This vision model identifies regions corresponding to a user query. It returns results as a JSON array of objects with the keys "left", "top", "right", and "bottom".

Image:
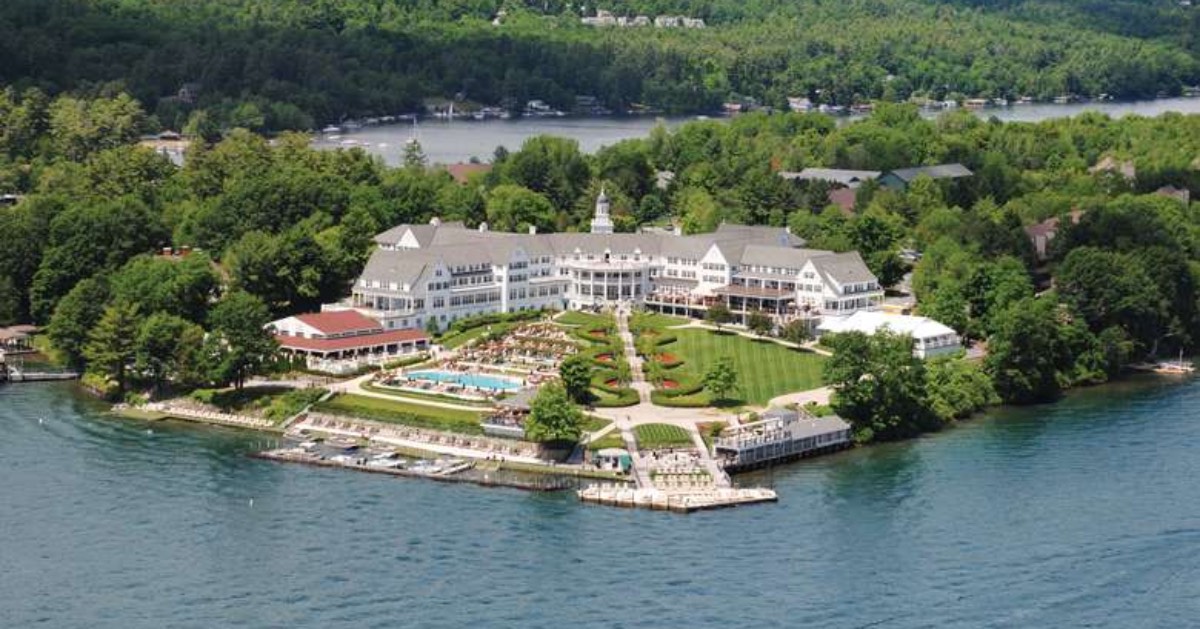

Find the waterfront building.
[
  {"left": 329, "top": 194, "right": 882, "bottom": 331},
  {"left": 714, "top": 407, "right": 852, "bottom": 471},
  {"left": 269, "top": 311, "right": 429, "bottom": 374},
  {"left": 816, "top": 310, "right": 961, "bottom": 359}
]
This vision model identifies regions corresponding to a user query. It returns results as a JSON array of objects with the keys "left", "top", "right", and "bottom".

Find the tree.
[
  {"left": 207, "top": 291, "right": 276, "bottom": 389},
  {"left": 47, "top": 276, "right": 110, "bottom": 369},
  {"left": 135, "top": 313, "right": 206, "bottom": 394},
  {"left": 403, "top": 140, "right": 427, "bottom": 170},
  {"left": 703, "top": 356, "right": 740, "bottom": 403},
  {"left": 1055, "top": 247, "right": 1166, "bottom": 351},
  {"left": 746, "top": 310, "right": 773, "bottom": 337},
  {"left": 780, "top": 319, "right": 811, "bottom": 346},
  {"left": 824, "top": 330, "right": 940, "bottom": 442},
  {"left": 984, "top": 298, "right": 1072, "bottom": 404},
  {"left": 83, "top": 301, "right": 142, "bottom": 394},
  {"left": 705, "top": 302, "right": 733, "bottom": 331},
  {"left": 925, "top": 358, "right": 997, "bottom": 422},
  {"left": 644, "top": 358, "right": 665, "bottom": 386},
  {"left": 524, "top": 382, "right": 584, "bottom": 443},
  {"left": 484, "top": 184, "right": 555, "bottom": 233},
  {"left": 558, "top": 354, "right": 593, "bottom": 404}
]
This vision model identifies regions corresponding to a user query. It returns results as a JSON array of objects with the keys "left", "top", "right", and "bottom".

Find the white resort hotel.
[
  {"left": 272, "top": 192, "right": 964, "bottom": 370},
  {"left": 335, "top": 191, "right": 883, "bottom": 330}
]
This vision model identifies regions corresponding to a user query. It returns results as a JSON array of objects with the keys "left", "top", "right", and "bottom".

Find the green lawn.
[
  {"left": 587, "top": 432, "right": 627, "bottom": 450},
  {"left": 582, "top": 416, "right": 613, "bottom": 433},
  {"left": 666, "top": 329, "right": 827, "bottom": 406},
  {"left": 631, "top": 312, "right": 689, "bottom": 330},
  {"left": 555, "top": 311, "right": 613, "bottom": 328},
  {"left": 440, "top": 321, "right": 518, "bottom": 349},
  {"left": 634, "top": 423, "right": 694, "bottom": 448},
  {"left": 312, "top": 393, "right": 486, "bottom": 435}
]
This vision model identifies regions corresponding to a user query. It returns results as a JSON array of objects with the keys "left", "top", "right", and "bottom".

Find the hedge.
[
  {"left": 651, "top": 391, "right": 710, "bottom": 407},
  {"left": 593, "top": 388, "right": 640, "bottom": 407}
]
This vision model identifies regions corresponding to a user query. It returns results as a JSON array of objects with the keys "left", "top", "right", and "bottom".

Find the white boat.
[{"left": 321, "top": 125, "right": 341, "bottom": 134}]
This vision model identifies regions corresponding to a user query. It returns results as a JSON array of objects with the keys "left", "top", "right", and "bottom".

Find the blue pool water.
[{"left": 407, "top": 370, "right": 520, "bottom": 391}]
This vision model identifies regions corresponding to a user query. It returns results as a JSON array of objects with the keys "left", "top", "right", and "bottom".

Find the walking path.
[{"left": 615, "top": 305, "right": 652, "bottom": 404}]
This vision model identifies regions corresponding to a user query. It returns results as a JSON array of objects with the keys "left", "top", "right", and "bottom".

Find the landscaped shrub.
[
  {"left": 651, "top": 391, "right": 710, "bottom": 407},
  {"left": 592, "top": 388, "right": 639, "bottom": 407}
]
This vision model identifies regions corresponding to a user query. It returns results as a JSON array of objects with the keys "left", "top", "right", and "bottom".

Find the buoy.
[{"left": 249, "top": 498, "right": 254, "bottom": 508}]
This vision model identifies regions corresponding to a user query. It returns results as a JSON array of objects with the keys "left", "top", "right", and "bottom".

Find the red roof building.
[{"left": 268, "top": 310, "right": 429, "bottom": 374}]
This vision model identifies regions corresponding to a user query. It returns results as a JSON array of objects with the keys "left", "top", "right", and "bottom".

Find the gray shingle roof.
[
  {"left": 886, "top": 163, "right": 973, "bottom": 182},
  {"left": 810, "top": 251, "right": 875, "bottom": 285}
]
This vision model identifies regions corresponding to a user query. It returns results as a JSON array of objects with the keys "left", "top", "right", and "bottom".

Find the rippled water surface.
[{"left": 2, "top": 379, "right": 1198, "bottom": 628}]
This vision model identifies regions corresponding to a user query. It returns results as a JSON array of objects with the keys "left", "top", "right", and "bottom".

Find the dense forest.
[{"left": 0, "top": 0, "right": 1198, "bottom": 131}]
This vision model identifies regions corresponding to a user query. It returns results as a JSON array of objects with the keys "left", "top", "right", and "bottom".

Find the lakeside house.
[
  {"left": 817, "top": 310, "right": 961, "bottom": 359},
  {"left": 1155, "top": 185, "right": 1191, "bottom": 205},
  {"left": 1089, "top": 156, "right": 1136, "bottom": 181},
  {"left": 324, "top": 192, "right": 883, "bottom": 332},
  {"left": 1024, "top": 209, "right": 1085, "bottom": 261},
  {"left": 268, "top": 310, "right": 429, "bottom": 374}
]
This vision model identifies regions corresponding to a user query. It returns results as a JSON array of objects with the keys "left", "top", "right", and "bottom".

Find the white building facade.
[{"left": 331, "top": 196, "right": 885, "bottom": 331}]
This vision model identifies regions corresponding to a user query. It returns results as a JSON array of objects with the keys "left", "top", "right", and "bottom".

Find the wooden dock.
[{"left": 0, "top": 353, "right": 79, "bottom": 383}]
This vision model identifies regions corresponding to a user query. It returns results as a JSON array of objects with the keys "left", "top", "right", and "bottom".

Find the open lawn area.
[
  {"left": 665, "top": 329, "right": 827, "bottom": 406},
  {"left": 312, "top": 393, "right": 486, "bottom": 435},
  {"left": 555, "top": 311, "right": 613, "bottom": 328},
  {"left": 631, "top": 312, "right": 689, "bottom": 330},
  {"left": 634, "top": 423, "right": 693, "bottom": 448}
]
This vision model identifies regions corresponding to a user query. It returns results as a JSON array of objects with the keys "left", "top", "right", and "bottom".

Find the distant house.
[
  {"left": 878, "top": 164, "right": 973, "bottom": 190},
  {"left": 817, "top": 311, "right": 961, "bottom": 359},
  {"left": 268, "top": 310, "right": 428, "bottom": 374},
  {"left": 442, "top": 162, "right": 492, "bottom": 185},
  {"left": 1024, "top": 209, "right": 1084, "bottom": 261},
  {"left": 1089, "top": 156, "right": 1136, "bottom": 181},
  {"left": 779, "top": 168, "right": 881, "bottom": 187},
  {"left": 1155, "top": 185, "right": 1191, "bottom": 205}
]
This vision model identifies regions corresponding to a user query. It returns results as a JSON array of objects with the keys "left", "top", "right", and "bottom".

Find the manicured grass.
[
  {"left": 440, "top": 321, "right": 518, "bottom": 349},
  {"left": 582, "top": 416, "right": 613, "bottom": 433},
  {"left": 631, "top": 312, "right": 689, "bottom": 330},
  {"left": 667, "top": 329, "right": 827, "bottom": 406},
  {"left": 312, "top": 393, "right": 486, "bottom": 435},
  {"left": 587, "top": 432, "right": 627, "bottom": 451},
  {"left": 634, "top": 423, "right": 693, "bottom": 448},
  {"left": 555, "top": 311, "right": 613, "bottom": 328}
]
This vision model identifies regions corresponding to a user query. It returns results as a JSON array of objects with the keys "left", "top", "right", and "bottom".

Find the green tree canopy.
[{"left": 524, "top": 382, "right": 584, "bottom": 443}]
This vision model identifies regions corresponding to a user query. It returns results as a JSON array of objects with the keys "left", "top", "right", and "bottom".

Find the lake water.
[
  {"left": 3, "top": 377, "right": 1198, "bottom": 627},
  {"left": 314, "top": 97, "right": 1200, "bottom": 166}
]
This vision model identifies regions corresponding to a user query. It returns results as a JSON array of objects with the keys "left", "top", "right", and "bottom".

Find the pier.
[{"left": 0, "top": 351, "right": 79, "bottom": 384}]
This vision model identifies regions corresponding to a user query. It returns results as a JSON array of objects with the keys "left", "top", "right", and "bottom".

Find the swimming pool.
[{"left": 406, "top": 370, "right": 521, "bottom": 391}]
